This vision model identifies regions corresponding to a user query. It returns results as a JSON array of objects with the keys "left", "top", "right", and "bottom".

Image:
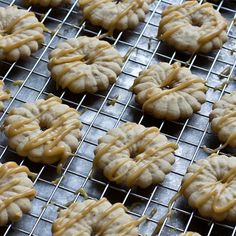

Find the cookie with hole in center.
[
  {"left": 132, "top": 62, "right": 207, "bottom": 121},
  {"left": 181, "top": 154, "right": 236, "bottom": 221},
  {"left": 158, "top": 1, "right": 228, "bottom": 53},
  {"left": 3, "top": 96, "right": 82, "bottom": 167},
  {"left": 0, "top": 6, "right": 45, "bottom": 61},
  {"left": 0, "top": 162, "right": 36, "bottom": 226},
  {"left": 78, "top": 0, "right": 154, "bottom": 35},
  {"left": 48, "top": 36, "right": 123, "bottom": 94},
  {"left": 93, "top": 122, "right": 177, "bottom": 188},
  {"left": 52, "top": 197, "right": 146, "bottom": 235}
]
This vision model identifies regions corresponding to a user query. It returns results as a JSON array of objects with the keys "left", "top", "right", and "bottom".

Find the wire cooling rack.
[{"left": 0, "top": 0, "right": 236, "bottom": 235}]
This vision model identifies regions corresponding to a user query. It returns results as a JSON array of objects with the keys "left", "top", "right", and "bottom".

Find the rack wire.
[{"left": 0, "top": 0, "right": 235, "bottom": 235}]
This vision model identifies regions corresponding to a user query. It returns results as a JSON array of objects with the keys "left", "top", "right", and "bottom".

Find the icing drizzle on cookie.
[
  {"left": 53, "top": 198, "right": 146, "bottom": 236},
  {"left": 94, "top": 123, "right": 177, "bottom": 187},
  {"left": 79, "top": 0, "right": 145, "bottom": 35},
  {"left": 5, "top": 97, "right": 82, "bottom": 167},
  {"left": 158, "top": 1, "right": 228, "bottom": 53},
  {"left": 0, "top": 162, "right": 36, "bottom": 212}
]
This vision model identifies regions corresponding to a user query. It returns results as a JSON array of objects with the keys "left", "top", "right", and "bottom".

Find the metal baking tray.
[{"left": 0, "top": 0, "right": 236, "bottom": 235}]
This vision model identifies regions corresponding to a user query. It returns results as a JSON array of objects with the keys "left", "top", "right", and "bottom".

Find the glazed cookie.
[
  {"left": 181, "top": 154, "right": 236, "bottom": 221},
  {"left": 48, "top": 36, "right": 123, "bottom": 94},
  {"left": 78, "top": 0, "right": 154, "bottom": 35},
  {"left": 180, "top": 232, "right": 201, "bottom": 236},
  {"left": 52, "top": 197, "right": 146, "bottom": 235},
  {"left": 25, "top": 0, "right": 70, "bottom": 7},
  {"left": 0, "top": 6, "right": 45, "bottom": 61},
  {"left": 158, "top": 1, "right": 228, "bottom": 53},
  {"left": 210, "top": 91, "right": 236, "bottom": 148},
  {"left": 132, "top": 62, "right": 207, "bottom": 121},
  {"left": 94, "top": 122, "right": 177, "bottom": 188},
  {"left": 4, "top": 96, "right": 82, "bottom": 166},
  {"left": 0, "top": 80, "right": 10, "bottom": 111},
  {"left": 0, "top": 162, "right": 36, "bottom": 226}
]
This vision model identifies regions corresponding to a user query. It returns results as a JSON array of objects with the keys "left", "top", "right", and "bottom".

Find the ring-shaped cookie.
[
  {"left": 52, "top": 197, "right": 146, "bottom": 236},
  {"left": 0, "top": 6, "right": 45, "bottom": 61},
  {"left": 0, "top": 80, "right": 10, "bottom": 111},
  {"left": 3, "top": 96, "right": 82, "bottom": 166},
  {"left": 78, "top": 0, "right": 154, "bottom": 35},
  {"left": 0, "top": 162, "right": 36, "bottom": 226},
  {"left": 132, "top": 62, "right": 207, "bottom": 121},
  {"left": 181, "top": 154, "right": 236, "bottom": 221},
  {"left": 210, "top": 91, "right": 236, "bottom": 148},
  {"left": 48, "top": 36, "right": 123, "bottom": 94},
  {"left": 158, "top": 1, "right": 228, "bottom": 53},
  {"left": 94, "top": 122, "right": 177, "bottom": 188}
]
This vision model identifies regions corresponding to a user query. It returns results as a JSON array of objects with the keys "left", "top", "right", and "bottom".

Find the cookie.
[
  {"left": 0, "top": 80, "right": 10, "bottom": 111},
  {"left": 210, "top": 91, "right": 236, "bottom": 148},
  {"left": 48, "top": 36, "right": 123, "bottom": 94},
  {"left": 158, "top": 1, "right": 228, "bottom": 53},
  {"left": 181, "top": 154, "right": 236, "bottom": 221},
  {"left": 0, "top": 6, "right": 45, "bottom": 61},
  {"left": 132, "top": 62, "right": 207, "bottom": 121},
  {"left": 94, "top": 122, "right": 177, "bottom": 188},
  {"left": 4, "top": 96, "right": 82, "bottom": 166},
  {"left": 78, "top": 0, "right": 154, "bottom": 35},
  {"left": 52, "top": 197, "right": 145, "bottom": 235},
  {"left": 0, "top": 162, "right": 36, "bottom": 226}
]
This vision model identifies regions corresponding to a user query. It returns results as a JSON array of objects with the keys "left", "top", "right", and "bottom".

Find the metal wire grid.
[{"left": 0, "top": 0, "right": 235, "bottom": 235}]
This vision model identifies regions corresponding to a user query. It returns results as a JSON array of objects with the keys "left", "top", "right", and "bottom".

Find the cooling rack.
[{"left": 0, "top": 0, "right": 236, "bottom": 235}]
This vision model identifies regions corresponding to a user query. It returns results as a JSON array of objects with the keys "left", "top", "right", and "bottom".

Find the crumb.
[
  {"left": 75, "top": 188, "right": 89, "bottom": 199},
  {"left": 13, "top": 80, "right": 24, "bottom": 86},
  {"left": 148, "top": 208, "right": 157, "bottom": 218},
  {"left": 107, "top": 95, "right": 119, "bottom": 106},
  {"left": 219, "top": 66, "right": 231, "bottom": 79},
  {"left": 52, "top": 176, "right": 64, "bottom": 185},
  {"left": 50, "top": 24, "right": 62, "bottom": 38}
]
